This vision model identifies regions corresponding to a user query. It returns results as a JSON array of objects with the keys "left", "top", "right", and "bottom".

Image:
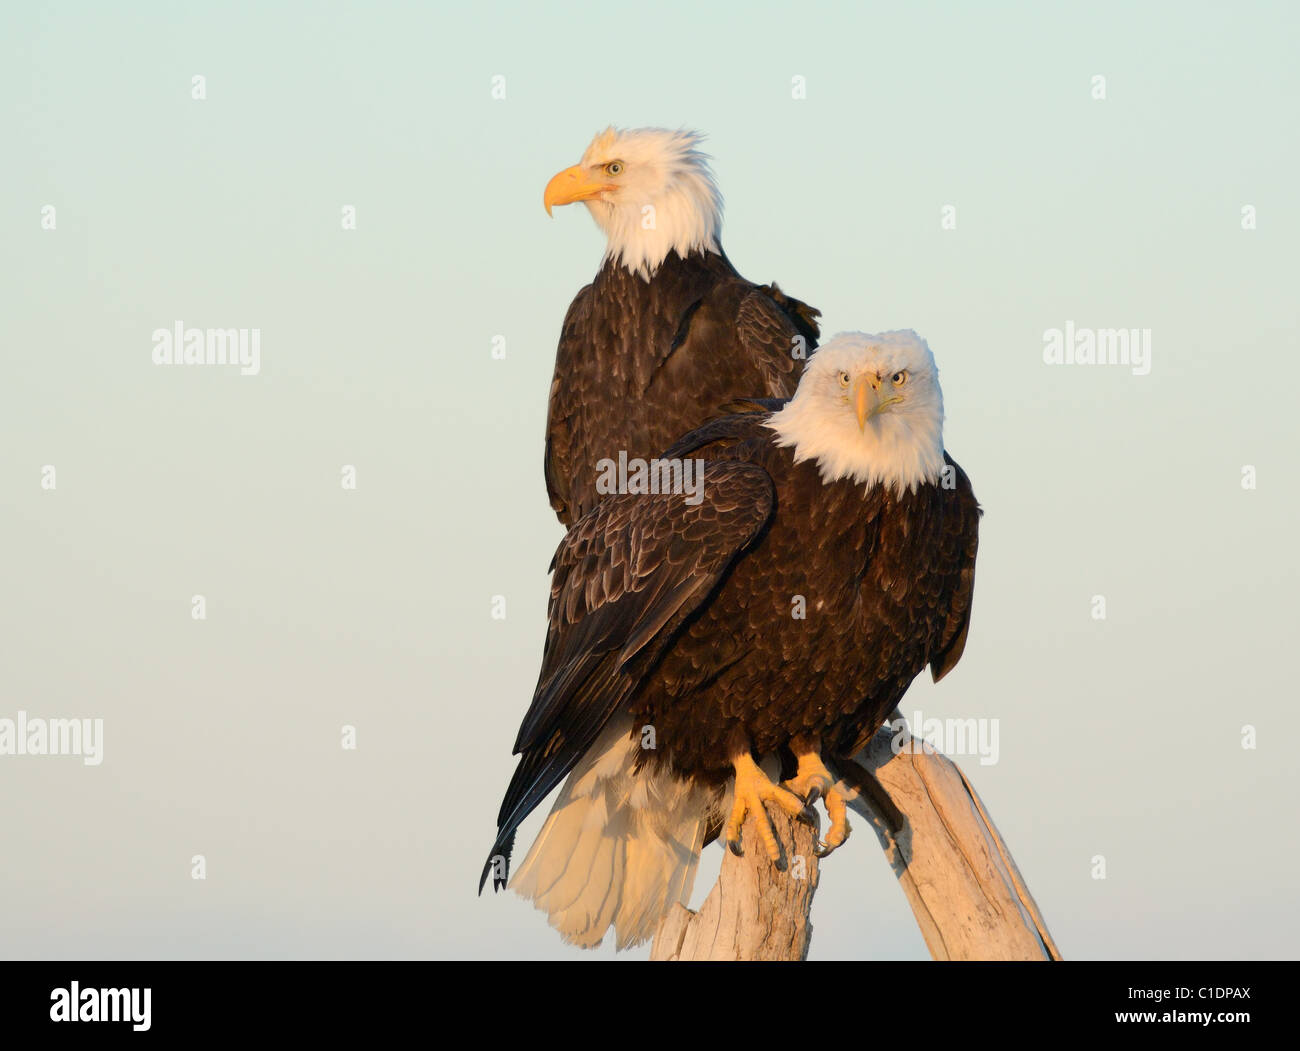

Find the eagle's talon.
[
  {"left": 727, "top": 838, "right": 744, "bottom": 858},
  {"left": 724, "top": 751, "right": 810, "bottom": 864},
  {"left": 816, "top": 823, "right": 849, "bottom": 858},
  {"left": 784, "top": 737, "right": 852, "bottom": 860}
]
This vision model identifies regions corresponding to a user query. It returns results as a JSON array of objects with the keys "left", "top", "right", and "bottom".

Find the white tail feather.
[{"left": 510, "top": 717, "right": 716, "bottom": 950}]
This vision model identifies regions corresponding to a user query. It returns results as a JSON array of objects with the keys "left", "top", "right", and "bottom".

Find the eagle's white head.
[
  {"left": 543, "top": 127, "right": 722, "bottom": 280},
  {"left": 767, "top": 331, "right": 947, "bottom": 495}
]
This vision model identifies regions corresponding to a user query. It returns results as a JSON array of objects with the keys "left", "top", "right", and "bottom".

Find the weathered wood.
[
  {"left": 839, "top": 715, "right": 1061, "bottom": 960},
  {"left": 651, "top": 715, "right": 1060, "bottom": 961},
  {"left": 650, "top": 808, "right": 819, "bottom": 961}
]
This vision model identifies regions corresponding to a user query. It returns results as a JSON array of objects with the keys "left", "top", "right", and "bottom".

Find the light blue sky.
[{"left": 1, "top": 1, "right": 1297, "bottom": 959}]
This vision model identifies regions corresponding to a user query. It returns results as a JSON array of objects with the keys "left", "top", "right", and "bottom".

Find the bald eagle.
[
  {"left": 482, "top": 332, "right": 982, "bottom": 950},
  {"left": 541, "top": 126, "right": 821, "bottom": 526}
]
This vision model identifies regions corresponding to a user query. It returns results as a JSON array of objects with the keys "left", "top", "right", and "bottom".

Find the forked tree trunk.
[{"left": 650, "top": 714, "right": 1061, "bottom": 961}]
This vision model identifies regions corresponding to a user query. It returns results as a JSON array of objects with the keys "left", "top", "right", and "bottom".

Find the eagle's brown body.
[
  {"left": 633, "top": 412, "right": 980, "bottom": 780},
  {"left": 486, "top": 407, "right": 980, "bottom": 891},
  {"left": 544, "top": 248, "right": 820, "bottom": 526}
]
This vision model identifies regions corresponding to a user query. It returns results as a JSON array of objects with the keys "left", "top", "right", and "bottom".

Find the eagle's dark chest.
[
  {"left": 582, "top": 258, "right": 726, "bottom": 420},
  {"left": 556, "top": 253, "right": 759, "bottom": 520},
  {"left": 638, "top": 458, "right": 958, "bottom": 780}
]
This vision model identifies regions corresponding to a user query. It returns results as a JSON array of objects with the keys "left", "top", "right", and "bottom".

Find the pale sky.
[{"left": 1, "top": 1, "right": 1297, "bottom": 960}]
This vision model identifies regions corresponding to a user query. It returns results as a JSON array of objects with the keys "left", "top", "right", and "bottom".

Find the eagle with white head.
[
  {"left": 484, "top": 331, "right": 982, "bottom": 951},
  {"left": 545, "top": 127, "right": 723, "bottom": 279},
  {"left": 540, "top": 126, "right": 821, "bottom": 527}
]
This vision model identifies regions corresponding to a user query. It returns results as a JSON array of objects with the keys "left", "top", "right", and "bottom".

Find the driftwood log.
[{"left": 651, "top": 713, "right": 1061, "bottom": 961}]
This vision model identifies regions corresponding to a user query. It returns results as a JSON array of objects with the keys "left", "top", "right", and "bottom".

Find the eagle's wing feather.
[
  {"left": 753, "top": 280, "right": 821, "bottom": 349},
  {"left": 543, "top": 283, "right": 594, "bottom": 524},
  {"left": 732, "top": 284, "right": 817, "bottom": 399},
  {"left": 482, "top": 460, "right": 775, "bottom": 890},
  {"left": 928, "top": 454, "right": 982, "bottom": 682}
]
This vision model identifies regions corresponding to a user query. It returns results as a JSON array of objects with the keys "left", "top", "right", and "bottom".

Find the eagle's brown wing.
[
  {"left": 482, "top": 460, "right": 775, "bottom": 891},
  {"left": 928, "top": 454, "right": 981, "bottom": 683},
  {"left": 543, "top": 283, "right": 593, "bottom": 525}
]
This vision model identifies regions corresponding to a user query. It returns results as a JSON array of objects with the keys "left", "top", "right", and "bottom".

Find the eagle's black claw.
[
  {"left": 727, "top": 838, "right": 744, "bottom": 857},
  {"left": 813, "top": 839, "right": 831, "bottom": 858},
  {"left": 804, "top": 786, "right": 822, "bottom": 808},
  {"left": 796, "top": 806, "right": 819, "bottom": 829}
]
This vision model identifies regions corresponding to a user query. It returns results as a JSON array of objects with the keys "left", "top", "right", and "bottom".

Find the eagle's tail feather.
[{"left": 509, "top": 717, "right": 715, "bottom": 950}]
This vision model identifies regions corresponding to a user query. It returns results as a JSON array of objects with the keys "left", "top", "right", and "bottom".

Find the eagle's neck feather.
[
  {"left": 586, "top": 173, "right": 722, "bottom": 280},
  {"left": 765, "top": 402, "right": 946, "bottom": 497}
]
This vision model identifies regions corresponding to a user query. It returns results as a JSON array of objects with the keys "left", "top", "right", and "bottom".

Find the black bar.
[{"left": 0, "top": 960, "right": 1278, "bottom": 1038}]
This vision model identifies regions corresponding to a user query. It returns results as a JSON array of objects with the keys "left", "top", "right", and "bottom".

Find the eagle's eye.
[
  {"left": 605, "top": 162, "right": 623, "bottom": 176},
  {"left": 891, "top": 370, "right": 908, "bottom": 387},
  {"left": 837, "top": 371, "right": 851, "bottom": 389}
]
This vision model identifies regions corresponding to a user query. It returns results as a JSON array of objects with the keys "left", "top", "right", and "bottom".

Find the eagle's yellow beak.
[
  {"left": 855, "top": 380, "right": 877, "bottom": 430},
  {"left": 544, "top": 165, "right": 613, "bottom": 216},
  {"left": 855, "top": 378, "right": 901, "bottom": 430}
]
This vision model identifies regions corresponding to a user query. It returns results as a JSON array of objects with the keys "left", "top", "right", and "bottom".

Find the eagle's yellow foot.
[
  {"left": 724, "top": 751, "right": 815, "bottom": 866},
  {"left": 784, "top": 737, "right": 852, "bottom": 858}
]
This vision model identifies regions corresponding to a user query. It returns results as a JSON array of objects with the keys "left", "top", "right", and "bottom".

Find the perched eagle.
[
  {"left": 482, "top": 332, "right": 982, "bottom": 949},
  {"left": 541, "top": 126, "right": 821, "bottom": 526}
]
